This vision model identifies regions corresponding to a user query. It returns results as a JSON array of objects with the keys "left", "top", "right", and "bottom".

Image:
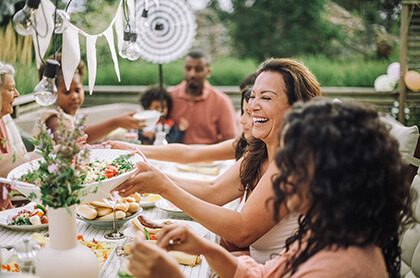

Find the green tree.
[
  {"left": 333, "top": 0, "right": 401, "bottom": 32},
  {"left": 211, "top": 0, "right": 339, "bottom": 61}
]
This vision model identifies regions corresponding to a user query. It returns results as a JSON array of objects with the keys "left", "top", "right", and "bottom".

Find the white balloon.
[
  {"left": 374, "top": 74, "right": 397, "bottom": 92},
  {"left": 386, "top": 62, "right": 400, "bottom": 82}
]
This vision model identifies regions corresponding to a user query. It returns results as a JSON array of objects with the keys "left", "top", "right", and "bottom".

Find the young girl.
[{"left": 139, "top": 86, "right": 188, "bottom": 145}]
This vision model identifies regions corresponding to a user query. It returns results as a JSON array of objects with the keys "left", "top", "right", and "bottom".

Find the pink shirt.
[
  {"left": 170, "top": 81, "right": 237, "bottom": 144},
  {"left": 234, "top": 245, "right": 387, "bottom": 278}
]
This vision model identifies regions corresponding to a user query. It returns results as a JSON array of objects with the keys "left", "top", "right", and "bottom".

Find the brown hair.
[{"left": 240, "top": 58, "right": 321, "bottom": 192}]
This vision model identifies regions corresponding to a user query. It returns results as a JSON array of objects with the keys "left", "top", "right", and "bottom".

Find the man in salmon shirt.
[{"left": 169, "top": 50, "right": 237, "bottom": 144}]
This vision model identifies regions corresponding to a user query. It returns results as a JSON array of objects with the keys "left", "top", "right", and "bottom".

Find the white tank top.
[{"left": 235, "top": 189, "right": 299, "bottom": 264}]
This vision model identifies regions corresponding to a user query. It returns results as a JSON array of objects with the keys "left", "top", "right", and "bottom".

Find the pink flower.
[{"left": 48, "top": 164, "right": 58, "bottom": 174}]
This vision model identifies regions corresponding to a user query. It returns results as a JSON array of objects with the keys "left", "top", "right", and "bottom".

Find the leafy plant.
[{"left": 30, "top": 110, "right": 89, "bottom": 208}]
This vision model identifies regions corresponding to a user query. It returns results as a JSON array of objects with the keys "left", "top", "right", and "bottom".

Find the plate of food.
[
  {"left": 139, "top": 193, "right": 162, "bottom": 208},
  {"left": 127, "top": 215, "right": 208, "bottom": 238},
  {"left": 7, "top": 149, "right": 143, "bottom": 203},
  {"left": 76, "top": 194, "right": 143, "bottom": 229},
  {"left": 155, "top": 199, "right": 191, "bottom": 219},
  {"left": 0, "top": 202, "right": 48, "bottom": 231}
]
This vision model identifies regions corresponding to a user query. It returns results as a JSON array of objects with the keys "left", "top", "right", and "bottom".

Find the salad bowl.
[{"left": 7, "top": 149, "right": 143, "bottom": 203}]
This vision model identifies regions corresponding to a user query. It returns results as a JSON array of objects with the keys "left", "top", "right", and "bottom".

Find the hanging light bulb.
[
  {"left": 119, "top": 26, "right": 131, "bottom": 59},
  {"left": 34, "top": 60, "right": 60, "bottom": 106},
  {"left": 140, "top": 9, "right": 149, "bottom": 30},
  {"left": 12, "top": 0, "right": 41, "bottom": 36},
  {"left": 54, "top": 10, "right": 70, "bottom": 34},
  {"left": 126, "top": 33, "right": 141, "bottom": 61}
]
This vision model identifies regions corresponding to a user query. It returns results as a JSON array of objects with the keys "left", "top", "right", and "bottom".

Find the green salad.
[{"left": 20, "top": 154, "right": 135, "bottom": 186}]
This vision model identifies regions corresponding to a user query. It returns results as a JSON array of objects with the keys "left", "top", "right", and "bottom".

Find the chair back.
[{"left": 383, "top": 116, "right": 420, "bottom": 277}]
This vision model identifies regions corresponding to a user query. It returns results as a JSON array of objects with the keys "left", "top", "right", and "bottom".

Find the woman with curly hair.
[
  {"left": 128, "top": 100, "right": 413, "bottom": 278},
  {"left": 117, "top": 58, "right": 321, "bottom": 263}
]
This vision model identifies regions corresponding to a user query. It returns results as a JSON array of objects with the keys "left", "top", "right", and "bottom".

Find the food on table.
[
  {"left": 77, "top": 235, "right": 114, "bottom": 267},
  {"left": 141, "top": 193, "right": 161, "bottom": 203},
  {"left": 76, "top": 193, "right": 141, "bottom": 221},
  {"left": 130, "top": 215, "right": 173, "bottom": 235},
  {"left": 1, "top": 262, "right": 20, "bottom": 272},
  {"left": 7, "top": 204, "right": 48, "bottom": 226},
  {"left": 1, "top": 234, "right": 114, "bottom": 273},
  {"left": 19, "top": 154, "right": 135, "bottom": 186},
  {"left": 123, "top": 235, "right": 201, "bottom": 266}
]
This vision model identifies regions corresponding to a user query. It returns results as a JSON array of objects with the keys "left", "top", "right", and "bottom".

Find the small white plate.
[
  {"left": 133, "top": 110, "right": 161, "bottom": 128},
  {"left": 0, "top": 203, "right": 48, "bottom": 231},
  {"left": 139, "top": 194, "right": 162, "bottom": 208},
  {"left": 155, "top": 199, "right": 191, "bottom": 219}
]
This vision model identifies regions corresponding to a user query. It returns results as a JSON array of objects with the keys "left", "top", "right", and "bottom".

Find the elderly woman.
[
  {"left": 116, "top": 58, "right": 321, "bottom": 262},
  {"left": 128, "top": 101, "right": 413, "bottom": 278},
  {"left": 0, "top": 62, "right": 32, "bottom": 209}
]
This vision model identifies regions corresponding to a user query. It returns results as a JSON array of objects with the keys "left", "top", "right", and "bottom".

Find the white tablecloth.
[{"left": 0, "top": 206, "right": 214, "bottom": 278}]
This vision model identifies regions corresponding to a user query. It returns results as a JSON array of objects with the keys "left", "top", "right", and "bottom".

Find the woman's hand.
[
  {"left": 157, "top": 224, "right": 209, "bottom": 255},
  {"left": 103, "top": 140, "right": 139, "bottom": 151},
  {"left": 129, "top": 236, "right": 183, "bottom": 278},
  {"left": 114, "top": 161, "right": 173, "bottom": 196}
]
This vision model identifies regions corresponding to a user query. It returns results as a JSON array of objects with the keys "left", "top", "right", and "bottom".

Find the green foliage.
[
  {"left": 300, "top": 55, "right": 388, "bottom": 87},
  {"left": 333, "top": 0, "right": 401, "bottom": 32},
  {"left": 14, "top": 62, "right": 38, "bottom": 94},
  {"left": 14, "top": 55, "right": 392, "bottom": 93},
  {"left": 212, "top": 0, "right": 340, "bottom": 61},
  {"left": 28, "top": 111, "right": 89, "bottom": 208}
]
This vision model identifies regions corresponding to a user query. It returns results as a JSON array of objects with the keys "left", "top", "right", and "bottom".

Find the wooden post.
[{"left": 399, "top": 4, "right": 409, "bottom": 124}]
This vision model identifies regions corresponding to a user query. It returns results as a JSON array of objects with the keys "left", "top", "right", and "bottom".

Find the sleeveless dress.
[{"left": 234, "top": 188, "right": 300, "bottom": 263}]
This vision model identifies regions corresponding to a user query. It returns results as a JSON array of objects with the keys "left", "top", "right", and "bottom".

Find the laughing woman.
[
  {"left": 129, "top": 101, "right": 413, "bottom": 278},
  {"left": 117, "top": 58, "right": 321, "bottom": 262}
]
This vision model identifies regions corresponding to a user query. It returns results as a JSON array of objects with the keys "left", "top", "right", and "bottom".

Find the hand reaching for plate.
[
  {"left": 114, "top": 161, "right": 173, "bottom": 196},
  {"left": 157, "top": 224, "right": 209, "bottom": 255}
]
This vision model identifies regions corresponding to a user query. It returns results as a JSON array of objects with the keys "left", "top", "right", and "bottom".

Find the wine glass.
[
  {"left": 15, "top": 239, "right": 41, "bottom": 273},
  {"left": 104, "top": 198, "right": 126, "bottom": 240}
]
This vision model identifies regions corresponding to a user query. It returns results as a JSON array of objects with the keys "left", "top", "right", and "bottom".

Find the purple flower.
[{"left": 48, "top": 164, "right": 59, "bottom": 174}]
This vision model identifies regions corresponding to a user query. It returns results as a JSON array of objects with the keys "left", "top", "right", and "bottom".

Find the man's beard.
[{"left": 186, "top": 80, "right": 203, "bottom": 96}]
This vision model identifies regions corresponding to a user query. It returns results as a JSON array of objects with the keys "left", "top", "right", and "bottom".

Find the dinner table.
[
  {"left": 0, "top": 159, "right": 236, "bottom": 278},
  {"left": 0, "top": 202, "right": 216, "bottom": 278}
]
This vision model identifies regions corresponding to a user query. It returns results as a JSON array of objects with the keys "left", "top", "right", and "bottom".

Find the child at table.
[{"left": 139, "top": 87, "right": 188, "bottom": 145}]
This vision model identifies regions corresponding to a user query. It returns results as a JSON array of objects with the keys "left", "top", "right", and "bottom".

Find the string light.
[
  {"left": 12, "top": 0, "right": 41, "bottom": 36},
  {"left": 34, "top": 60, "right": 60, "bottom": 106},
  {"left": 126, "top": 33, "right": 141, "bottom": 61}
]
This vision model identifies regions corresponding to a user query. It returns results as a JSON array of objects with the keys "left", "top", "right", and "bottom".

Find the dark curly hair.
[
  {"left": 240, "top": 58, "right": 321, "bottom": 192},
  {"left": 272, "top": 101, "right": 413, "bottom": 277},
  {"left": 140, "top": 86, "right": 173, "bottom": 119}
]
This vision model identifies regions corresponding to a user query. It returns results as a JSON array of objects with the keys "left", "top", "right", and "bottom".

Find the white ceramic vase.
[{"left": 35, "top": 206, "right": 98, "bottom": 278}]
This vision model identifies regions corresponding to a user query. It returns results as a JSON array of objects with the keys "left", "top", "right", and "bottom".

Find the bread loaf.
[
  {"left": 97, "top": 210, "right": 126, "bottom": 220},
  {"left": 77, "top": 204, "right": 98, "bottom": 220},
  {"left": 96, "top": 207, "right": 113, "bottom": 217},
  {"left": 90, "top": 201, "right": 112, "bottom": 209},
  {"left": 128, "top": 202, "right": 140, "bottom": 213}
]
